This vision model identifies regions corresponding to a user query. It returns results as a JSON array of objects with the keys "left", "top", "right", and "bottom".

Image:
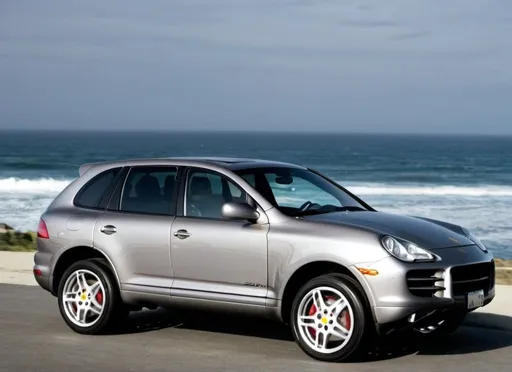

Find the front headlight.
[
  {"left": 380, "top": 235, "right": 436, "bottom": 262},
  {"left": 462, "top": 228, "right": 488, "bottom": 253}
]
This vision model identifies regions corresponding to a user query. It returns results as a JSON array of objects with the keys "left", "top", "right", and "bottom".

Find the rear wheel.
[
  {"left": 57, "top": 259, "right": 127, "bottom": 334},
  {"left": 290, "top": 274, "right": 367, "bottom": 362}
]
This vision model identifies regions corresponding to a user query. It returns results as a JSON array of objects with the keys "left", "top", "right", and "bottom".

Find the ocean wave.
[
  {"left": 0, "top": 177, "right": 72, "bottom": 193},
  {"left": 342, "top": 183, "right": 512, "bottom": 197},
  {"left": 2, "top": 177, "right": 512, "bottom": 197}
]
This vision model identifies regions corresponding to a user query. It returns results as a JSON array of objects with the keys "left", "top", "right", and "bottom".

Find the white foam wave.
[
  {"left": 0, "top": 178, "right": 511, "bottom": 257},
  {"left": 342, "top": 184, "right": 512, "bottom": 197},
  {"left": 1, "top": 177, "right": 512, "bottom": 198},
  {"left": 0, "top": 177, "right": 72, "bottom": 194}
]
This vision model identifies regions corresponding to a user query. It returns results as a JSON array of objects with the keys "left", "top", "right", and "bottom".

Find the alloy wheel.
[
  {"left": 61, "top": 269, "right": 106, "bottom": 327},
  {"left": 296, "top": 286, "right": 354, "bottom": 354}
]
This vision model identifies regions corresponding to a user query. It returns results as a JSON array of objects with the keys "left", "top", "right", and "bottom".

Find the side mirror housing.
[{"left": 221, "top": 202, "right": 260, "bottom": 222}]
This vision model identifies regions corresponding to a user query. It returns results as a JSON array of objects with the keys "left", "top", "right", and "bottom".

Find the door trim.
[{"left": 171, "top": 288, "right": 268, "bottom": 306}]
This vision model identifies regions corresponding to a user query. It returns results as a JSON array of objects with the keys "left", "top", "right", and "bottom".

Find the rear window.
[{"left": 74, "top": 167, "right": 122, "bottom": 209}]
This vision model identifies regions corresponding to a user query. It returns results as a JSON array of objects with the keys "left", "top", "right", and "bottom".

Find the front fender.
[{"left": 267, "top": 219, "right": 388, "bottom": 302}]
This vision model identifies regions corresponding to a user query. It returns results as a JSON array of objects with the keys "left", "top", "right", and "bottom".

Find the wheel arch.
[
  {"left": 51, "top": 245, "right": 120, "bottom": 295},
  {"left": 279, "top": 260, "right": 374, "bottom": 325}
]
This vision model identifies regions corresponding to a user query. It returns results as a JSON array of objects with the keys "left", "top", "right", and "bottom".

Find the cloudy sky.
[{"left": 1, "top": 0, "right": 511, "bottom": 133}]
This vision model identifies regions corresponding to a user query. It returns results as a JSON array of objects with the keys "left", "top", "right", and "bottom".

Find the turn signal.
[{"left": 357, "top": 268, "right": 379, "bottom": 276}]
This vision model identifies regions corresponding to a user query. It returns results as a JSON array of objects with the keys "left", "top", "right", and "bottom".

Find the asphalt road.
[{"left": 1, "top": 284, "right": 512, "bottom": 372}]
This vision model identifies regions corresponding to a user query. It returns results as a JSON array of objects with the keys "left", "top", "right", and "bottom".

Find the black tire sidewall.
[
  {"left": 412, "top": 311, "right": 466, "bottom": 338},
  {"left": 57, "top": 259, "right": 119, "bottom": 335},
  {"left": 290, "top": 275, "right": 367, "bottom": 362}
]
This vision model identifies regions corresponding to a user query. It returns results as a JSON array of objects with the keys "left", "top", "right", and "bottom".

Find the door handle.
[
  {"left": 173, "top": 229, "right": 191, "bottom": 239},
  {"left": 100, "top": 225, "right": 117, "bottom": 235}
]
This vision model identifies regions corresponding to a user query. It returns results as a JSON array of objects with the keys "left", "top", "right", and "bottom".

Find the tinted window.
[
  {"left": 185, "top": 169, "right": 246, "bottom": 219},
  {"left": 234, "top": 167, "right": 368, "bottom": 217},
  {"left": 120, "top": 166, "right": 178, "bottom": 215},
  {"left": 240, "top": 173, "right": 256, "bottom": 188},
  {"left": 74, "top": 168, "right": 121, "bottom": 209}
]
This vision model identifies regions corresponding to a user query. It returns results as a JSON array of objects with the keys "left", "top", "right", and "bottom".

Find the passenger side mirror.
[{"left": 221, "top": 202, "right": 260, "bottom": 222}]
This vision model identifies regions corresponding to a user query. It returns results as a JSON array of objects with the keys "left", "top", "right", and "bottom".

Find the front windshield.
[{"left": 234, "top": 167, "right": 370, "bottom": 217}]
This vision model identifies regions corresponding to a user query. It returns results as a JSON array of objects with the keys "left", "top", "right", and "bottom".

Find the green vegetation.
[{"left": 0, "top": 230, "right": 37, "bottom": 252}]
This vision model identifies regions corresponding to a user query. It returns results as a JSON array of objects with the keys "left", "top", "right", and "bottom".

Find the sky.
[{"left": 0, "top": 0, "right": 511, "bottom": 134}]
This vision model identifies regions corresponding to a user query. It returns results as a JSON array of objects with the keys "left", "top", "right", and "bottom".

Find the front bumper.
[{"left": 352, "top": 245, "right": 496, "bottom": 334}]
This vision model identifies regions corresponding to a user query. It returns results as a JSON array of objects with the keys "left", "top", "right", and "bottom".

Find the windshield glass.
[{"left": 233, "top": 167, "right": 369, "bottom": 217}]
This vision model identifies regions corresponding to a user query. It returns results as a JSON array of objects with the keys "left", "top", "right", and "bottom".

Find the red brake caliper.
[
  {"left": 96, "top": 290, "right": 104, "bottom": 305},
  {"left": 307, "top": 295, "right": 351, "bottom": 338}
]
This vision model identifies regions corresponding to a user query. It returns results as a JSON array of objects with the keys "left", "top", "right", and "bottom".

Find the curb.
[{"left": 465, "top": 312, "right": 512, "bottom": 332}]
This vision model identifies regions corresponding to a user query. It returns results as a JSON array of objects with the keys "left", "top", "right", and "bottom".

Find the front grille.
[
  {"left": 406, "top": 269, "right": 446, "bottom": 297},
  {"left": 451, "top": 261, "right": 494, "bottom": 297}
]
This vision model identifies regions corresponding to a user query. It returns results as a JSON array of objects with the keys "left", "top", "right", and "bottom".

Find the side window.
[
  {"left": 185, "top": 169, "right": 246, "bottom": 219},
  {"left": 120, "top": 166, "right": 178, "bottom": 215},
  {"left": 74, "top": 167, "right": 121, "bottom": 209}
]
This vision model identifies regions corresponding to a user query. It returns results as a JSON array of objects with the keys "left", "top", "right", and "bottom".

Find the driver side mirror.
[{"left": 221, "top": 202, "right": 260, "bottom": 222}]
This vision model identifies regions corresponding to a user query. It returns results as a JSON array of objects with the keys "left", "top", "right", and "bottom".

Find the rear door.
[{"left": 93, "top": 165, "right": 180, "bottom": 295}]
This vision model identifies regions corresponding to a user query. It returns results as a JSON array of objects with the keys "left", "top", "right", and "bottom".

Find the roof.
[
  {"left": 79, "top": 156, "right": 305, "bottom": 175},
  {"left": 0, "top": 223, "right": 14, "bottom": 230},
  {"left": 162, "top": 157, "right": 305, "bottom": 170}
]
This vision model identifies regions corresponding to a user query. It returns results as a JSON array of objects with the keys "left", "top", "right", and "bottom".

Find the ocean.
[{"left": 1, "top": 130, "right": 511, "bottom": 258}]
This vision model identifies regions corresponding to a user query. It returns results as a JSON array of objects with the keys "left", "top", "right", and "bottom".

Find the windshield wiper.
[{"left": 294, "top": 206, "right": 366, "bottom": 217}]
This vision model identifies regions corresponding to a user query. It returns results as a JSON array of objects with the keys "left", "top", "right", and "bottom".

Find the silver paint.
[{"left": 33, "top": 157, "right": 496, "bottom": 332}]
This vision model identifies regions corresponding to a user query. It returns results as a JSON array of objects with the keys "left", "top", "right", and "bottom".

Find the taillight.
[{"left": 37, "top": 219, "right": 49, "bottom": 239}]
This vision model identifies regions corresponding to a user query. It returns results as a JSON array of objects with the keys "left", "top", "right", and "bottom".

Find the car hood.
[{"left": 303, "top": 211, "right": 474, "bottom": 250}]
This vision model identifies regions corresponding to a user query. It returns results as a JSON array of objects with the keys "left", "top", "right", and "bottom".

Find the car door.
[
  {"left": 93, "top": 165, "right": 180, "bottom": 295},
  {"left": 170, "top": 167, "right": 269, "bottom": 303}
]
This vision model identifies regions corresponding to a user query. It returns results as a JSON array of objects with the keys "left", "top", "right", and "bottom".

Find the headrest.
[
  {"left": 135, "top": 175, "right": 160, "bottom": 198},
  {"left": 190, "top": 176, "right": 212, "bottom": 196}
]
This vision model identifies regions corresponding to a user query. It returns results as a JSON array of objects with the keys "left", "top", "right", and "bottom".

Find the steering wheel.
[
  {"left": 299, "top": 201, "right": 321, "bottom": 211},
  {"left": 299, "top": 201, "right": 312, "bottom": 211}
]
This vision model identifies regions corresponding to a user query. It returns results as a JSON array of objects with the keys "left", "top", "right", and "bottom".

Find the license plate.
[{"left": 467, "top": 289, "right": 484, "bottom": 309}]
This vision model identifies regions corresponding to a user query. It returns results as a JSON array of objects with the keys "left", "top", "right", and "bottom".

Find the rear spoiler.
[
  {"left": 79, "top": 160, "right": 127, "bottom": 176},
  {"left": 79, "top": 163, "right": 95, "bottom": 176}
]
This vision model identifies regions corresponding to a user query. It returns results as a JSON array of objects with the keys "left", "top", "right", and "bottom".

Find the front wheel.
[
  {"left": 290, "top": 274, "right": 368, "bottom": 362},
  {"left": 413, "top": 311, "right": 466, "bottom": 337},
  {"left": 57, "top": 259, "right": 126, "bottom": 334}
]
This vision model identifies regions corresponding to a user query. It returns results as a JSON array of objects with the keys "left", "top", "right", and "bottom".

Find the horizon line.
[{"left": 1, "top": 128, "right": 512, "bottom": 137}]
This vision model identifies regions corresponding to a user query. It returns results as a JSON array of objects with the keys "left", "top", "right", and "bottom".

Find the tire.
[
  {"left": 290, "top": 274, "right": 368, "bottom": 362},
  {"left": 412, "top": 311, "right": 466, "bottom": 337},
  {"left": 57, "top": 258, "right": 126, "bottom": 335}
]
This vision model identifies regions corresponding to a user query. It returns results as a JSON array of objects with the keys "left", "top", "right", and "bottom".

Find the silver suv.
[{"left": 33, "top": 157, "right": 495, "bottom": 362}]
